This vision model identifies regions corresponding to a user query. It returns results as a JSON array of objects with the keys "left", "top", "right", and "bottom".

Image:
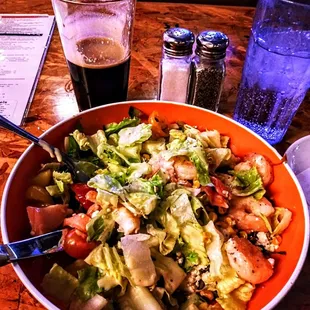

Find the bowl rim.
[
  {"left": 1, "top": 100, "right": 309, "bottom": 310},
  {"left": 285, "top": 134, "right": 310, "bottom": 171}
]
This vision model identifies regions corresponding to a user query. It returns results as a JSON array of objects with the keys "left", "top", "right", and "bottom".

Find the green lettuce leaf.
[
  {"left": 169, "top": 129, "right": 186, "bottom": 142},
  {"left": 72, "top": 129, "right": 107, "bottom": 154},
  {"left": 45, "top": 185, "right": 62, "bottom": 197},
  {"left": 86, "top": 210, "right": 115, "bottom": 242},
  {"left": 107, "top": 133, "right": 119, "bottom": 146},
  {"left": 165, "top": 136, "right": 210, "bottom": 186},
  {"left": 47, "top": 171, "right": 73, "bottom": 200},
  {"left": 151, "top": 249, "right": 186, "bottom": 294},
  {"left": 96, "top": 189, "right": 119, "bottom": 210},
  {"left": 88, "top": 174, "right": 124, "bottom": 196},
  {"left": 85, "top": 244, "right": 132, "bottom": 295},
  {"left": 204, "top": 221, "right": 224, "bottom": 277},
  {"left": 118, "top": 123, "right": 152, "bottom": 146},
  {"left": 168, "top": 191, "right": 208, "bottom": 268},
  {"left": 189, "top": 148, "right": 210, "bottom": 186},
  {"left": 75, "top": 266, "right": 102, "bottom": 302},
  {"left": 206, "top": 148, "right": 232, "bottom": 170},
  {"left": 149, "top": 199, "right": 180, "bottom": 255},
  {"left": 118, "top": 285, "right": 163, "bottom": 310},
  {"left": 125, "top": 192, "right": 158, "bottom": 217},
  {"left": 75, "top": 161, "right": 99, "bottom": 178},
  {"left": 118, "top": 144, "right": 142, "bottom": 163},
  {"left": 127, "top": 162, "right": 152, "bottom": 181},
  {"left": 42, "top": 264, "right": 79, "bottom": 304},
  {"left": 66, "top": 135, "right": 80, "bottom": 159},
  {"left": 125, "top": 172, "right": 165, "bottom": 198},
  {"left": 105, "top": 117, "right": 140, "bottom": 136},
  {"left": 216, "top": 282, "right": 255, "bottom": 310},
  {"left": 97, "top": 143, "right": 130, "bottom": 166},
  {"left": 231, "top": 167, "right": 266, "bottom": 198},
  {"left": 142, "top": 138, "right": 166, "bottom": 155}
]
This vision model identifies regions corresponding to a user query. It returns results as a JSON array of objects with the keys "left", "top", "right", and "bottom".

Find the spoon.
[{"left": 0, "top": 115, "right": 89, "bottom": 183}]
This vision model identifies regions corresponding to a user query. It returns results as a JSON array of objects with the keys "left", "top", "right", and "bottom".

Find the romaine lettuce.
[
  {"left": 121, "top": 234, "right": 157, "bottom": 287},
  {"left": 105, "top": 117, "right": 140, "bottom": 136},
  {"left": 151, "top": 249, "right": 186, "bottom": 294},
  {"left": 86, "top": 210, "right": 115, "bottom": 242},
  {"left": 85, "top": 244, "right": 131, "bottom": 295},
  {"left": 168, "top": 191, "right": 208, "bottom": 268},
  {"left": 88, "top": 174, "right": 124, "bottom": 196},
  {"left": 118, "top": 285, "right": 163, "bottom": 310},
  {"left": 42, "top": 264, "right": 79, "bottom": 304},
  {"left": 75, "top": 266, "right": 102, "bottom": 301},
  {"left": 231, "top": 167, "right": 266, "bottom": 198},
  {"left": 142, "top": 138, "right": 166, "bottom": 155},
  {"left": 204, "top": 221, "right": 224, "bottom": 277},
  {"left": 118, "top": 123, "right": 152, "bottom": 146},
  {"left": 125, "top": 192, "right": 158, "bottom": 216}
]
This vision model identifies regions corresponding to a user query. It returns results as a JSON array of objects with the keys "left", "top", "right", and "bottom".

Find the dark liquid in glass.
[{"left": 66, "top": 37, "right": 130, "bottom": 111}]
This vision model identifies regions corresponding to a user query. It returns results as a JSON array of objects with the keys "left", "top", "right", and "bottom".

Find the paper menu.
[{"left": 0, "top": 14, "right": 55, "bottom": 125}]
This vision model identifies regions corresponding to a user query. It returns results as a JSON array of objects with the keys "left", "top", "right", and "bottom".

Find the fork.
[{"left": 0, "top": 115, "right": 89, "bottom": 183}]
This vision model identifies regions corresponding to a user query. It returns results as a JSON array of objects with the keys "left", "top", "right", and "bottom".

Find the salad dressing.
[{"left": 38, "top": 140, "right": 62, "bottom": 162}]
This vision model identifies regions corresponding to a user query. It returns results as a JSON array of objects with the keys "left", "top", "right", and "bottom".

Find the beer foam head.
[{"left": 58, "top": 9, "right": 129, "bottom": 68}]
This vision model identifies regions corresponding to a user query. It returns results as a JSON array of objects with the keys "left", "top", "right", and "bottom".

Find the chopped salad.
[{"left": 25, "top": 107, "right": 292, "bottom": 310}]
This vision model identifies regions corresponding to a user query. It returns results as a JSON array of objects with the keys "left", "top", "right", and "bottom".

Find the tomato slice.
[
  {"left": 201, "top": 186, "right": 229, "bottom": 209},
  {"left": 210, "top": 176, "right": 231, "bottom": 199},
  {"left": 63, "top": 213, "right": 91, "bottom": 233},
  {"left": 62, "top": 229, "right": 97, "bottom": 259},
  {"left": 71, "top": 184, "right": 93, "bottom": 210},
  {"left": 27, "top": 204, "right": 68, "bottom": 236},
  {"left": 148, "top": 111, "right": 169, "bottom": 137}
]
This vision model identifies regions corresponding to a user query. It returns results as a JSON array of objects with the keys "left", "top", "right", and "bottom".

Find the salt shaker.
[
  {"left": 188, "top": 30, "right": 229, "bottom": 111},
  {"left": 158, "top": 27, "right": 195, "bottom": 103}
]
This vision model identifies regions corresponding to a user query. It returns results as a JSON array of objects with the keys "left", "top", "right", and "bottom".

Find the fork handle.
[
  {"left": 0, "top": 115, "right": 40, "bottom": 145},
  {"left": 0, "top": 246, "right": 10, "bottom": 267}
]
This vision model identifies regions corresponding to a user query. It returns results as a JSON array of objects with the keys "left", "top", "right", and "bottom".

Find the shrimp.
[
  {"left": 173, "top": 156, "right": 197, "bottom": 180},
  {"left": 229, "top": 196, "right": 275, "bottom": 232},
  {"left": 226, "top": 236, "right": 273, "bottom": 284},
  {"left": 235, "top": 153, "right": 274, "bottom": 187},
  {"left": 149, "top": 154, "right": 197, "bottom": 181},
  {"left": 148, "top": 153, "right": 176, "bottom": 181},
  {"left": 85, "top": 190, "right": 97, "bottom": 203},
  {"left": 112, "top": 206, "right": 140, "bottom": 235}
]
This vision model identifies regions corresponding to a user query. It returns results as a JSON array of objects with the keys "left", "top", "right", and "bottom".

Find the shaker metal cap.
[
  {"left": 196, "top": 30, "right": 229, "bottom": 59},
  {"left": 163, "top": 27, "right": 195, "bottom": 56}
]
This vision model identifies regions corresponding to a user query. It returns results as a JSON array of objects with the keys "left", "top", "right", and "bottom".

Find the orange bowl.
[{"left": 1, "top": 101, "right": 309, "bottom": 310}]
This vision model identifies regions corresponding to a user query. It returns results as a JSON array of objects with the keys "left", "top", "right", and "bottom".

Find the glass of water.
[{"left": 233, "top": 0, "right": 310, "bottom": 145}]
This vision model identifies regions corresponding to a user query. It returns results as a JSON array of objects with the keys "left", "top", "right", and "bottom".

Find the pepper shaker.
[
  {"left": 158, "top": 28, "right": 195, "bottom": 103},
  {"left": 188, "top": 30, "right": 229, "bottom": 111}
]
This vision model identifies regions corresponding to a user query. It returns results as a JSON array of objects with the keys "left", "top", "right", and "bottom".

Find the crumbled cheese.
[
  {"left": 256, "top": 232, "right": 279, "bottom": 252},
  {"left": 256, "top": 232, "right": 269, "bottom": 246}
]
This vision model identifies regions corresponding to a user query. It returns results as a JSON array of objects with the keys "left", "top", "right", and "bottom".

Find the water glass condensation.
[
  {"left": 233, "top": 0, "right": 310, "bottom": 145},
  {"left": 52, "top": 0, "right": 136, "bottom": 111}
]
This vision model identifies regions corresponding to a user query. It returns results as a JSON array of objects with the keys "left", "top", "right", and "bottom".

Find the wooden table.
[{"left": 1, "top": 1, "right": 309, "bottom": 309}]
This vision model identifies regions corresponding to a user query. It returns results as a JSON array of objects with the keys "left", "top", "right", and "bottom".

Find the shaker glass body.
[
  {"left": 189, "top": 56, "right": 226, "bottom": 112},
  {"left": 233, "top": 0, "right": 310, "bottom": 145},
  {"left": 52, "top": 0, "right": 136, "bottom": 111},
  {"left": 158, "top": 53, "right": 192, "bottom": 103}
]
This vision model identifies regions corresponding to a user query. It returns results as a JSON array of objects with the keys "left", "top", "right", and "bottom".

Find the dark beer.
[{"left": 66, "top": 37, "right": 130, "bottom": 110}]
